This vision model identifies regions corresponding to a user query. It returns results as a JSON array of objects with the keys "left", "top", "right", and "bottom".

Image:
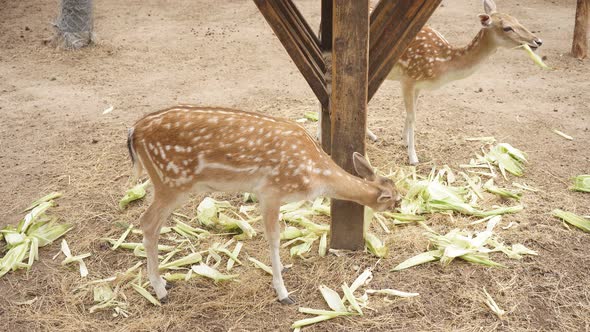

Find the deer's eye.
[{"left": 503, "top": 26, "right": 514, "bottom": 32}]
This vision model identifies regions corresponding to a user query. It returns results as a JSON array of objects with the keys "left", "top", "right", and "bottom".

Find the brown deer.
[
  {"left": 127, "top": 105, "right": 400, "bottom": 304},
  {"left": 382, "top": 0, "right": 543, "bottom": 164}
]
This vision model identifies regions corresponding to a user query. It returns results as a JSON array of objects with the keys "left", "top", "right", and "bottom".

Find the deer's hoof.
[
  {"left": 159, "top": 295, "right": 169, "bottom": 304},
  {"left": 278, "top": 296, "right": 296, "bottom": 305},
  {"left": 165, "top": 282, "right": 174, "bottom": 290}
]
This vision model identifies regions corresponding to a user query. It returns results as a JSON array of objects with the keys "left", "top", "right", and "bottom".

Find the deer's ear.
[
  {"left": 352, "top": 152, "right": 376, "bottom": 181},
  {"left": 483, "top": 0, "right": 497, "bottom": 14},
  {"left": 479, "top": 14, "right": 492, "bottom": 27}
]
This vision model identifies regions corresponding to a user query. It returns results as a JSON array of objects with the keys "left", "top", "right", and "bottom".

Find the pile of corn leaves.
[{"left": 0, "top": 193, "right": 72, "bottom": 278}]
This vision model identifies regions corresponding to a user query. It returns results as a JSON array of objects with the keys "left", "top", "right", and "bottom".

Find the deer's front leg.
[{"left": 260, "top": 198, "right": 293, "bottom": 304}]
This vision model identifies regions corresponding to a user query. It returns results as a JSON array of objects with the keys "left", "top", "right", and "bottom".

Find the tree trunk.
[
  {"left": 54, "top": 0, "right": 94, "bottom": 49},
  {"left": 572, "top": 0, "right": 588, "bottom": 59}
]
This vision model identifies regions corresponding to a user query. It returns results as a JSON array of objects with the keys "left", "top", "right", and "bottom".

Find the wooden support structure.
[
  {"left": 572, "top": 0, "right": 588, "bottom": 59},
  {"left": 329, "top": 0, "right": 370, "bottom": 249},
  {"left": 253, "top": 0, "right": 441, "bottom": 249}
]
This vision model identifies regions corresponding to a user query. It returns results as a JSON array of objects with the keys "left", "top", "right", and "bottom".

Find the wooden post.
[
  {"left": 320, "top": 0, "right": 333, "bottom": 154},
  {"left": 572, "top": 0, "right": 588, "bottom": 59},
  {"left": 330, "top": 0, "right": 369, "bottom": 250}
]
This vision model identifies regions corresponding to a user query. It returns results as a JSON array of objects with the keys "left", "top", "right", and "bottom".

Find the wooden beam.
[
  {"left": 320, "top": 0, "right": 333, "bottom": 154},
  {"left": 253, "top": 0, "right": 329, "bottom": 107},
  {"left": 330, "top": 0, "right": 369, "bottom": 250},
  {"left": 572, "top": 0, "right": 588, "bottom": 59},
  {"left": 368, "top": 0, "right": 441, "bottom": 101}
]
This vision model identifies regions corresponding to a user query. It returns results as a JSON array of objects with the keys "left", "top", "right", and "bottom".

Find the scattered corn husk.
[
  {"left": 392, "top": 216, "right": 537, "bottom": 271},
  {"left": 248, "top": 257, "right": 273, "bottom": 275},
  {"left": 159, "top": 252, "right": 202, "bottom": 270},
  {"left": 23, "top": 192, "right": 62, "bottom": 212},
  {"left": 196, "top": 197, "right": 232, "bottom": 227},
  {"left": 60, "top": 239, "right": 91, "bottom": 277},
  {"left": 291, "top": 315, "right": 339, "bottom": 329},
  {"left": 191, "top": 264, "right": 238, "bottom": 282},
  {"left": 218, "top": 213, "right": 257, "bottom": 239},
  {"left": 465, "top": 136, "right": 497, "bottom": 144},
  {"left": 243, "top": 192, "right": 258, "bottom": 203},
  {"left": 341, "top": 283, "right": 363, "bottom": 315},
  {"left": 364, "top": 232, "right": 387, "bottom": 258},
  {"left": 366, "top": 289, "right": 419, "bottom": 298},
  {"left": 570, "top": 175, "right": 590, "bottom": 193},
  {"left": 552, "top": 209, "right": 590, "bottom": 233},
  {"left": 226, "top": 242, "right": 243, "bottom": 271},
  {"left": 304, "top": 111, "right": 319, "bottom": 122},
  {"left": 553, "top": 129, "right": 573, "bottom": 140},
  {"left": 512, "top": 182, "right": 539, "bottom": 192},
  {"left": 517, "top": 44, "right": 551, "bottom": 69},
  {"left": 119, "top": 180, "right": 150, "bottom": 209},
  {"left": 111, "top": 224, "right": 134, "bottom": 250},
  {"left": 130, "top": 282, "right": 161, "bottom": 306},
  {"left": 483, "top": 287, "right": 506, "bottom": 317},
  {"left": 0, "top": 197, "right": 72, "bottom": 278},
  {"left": 318, "top": 232, "right": 328, "bottom": 257},
  {"left": 483, "top": 143, "right": 527, "bottom": 179},
  {"left": 484, "top": 179, "right": 522, "bottom": 201},
  {"left": 319, "top": 285, "right": 347, "bottom": 312}
]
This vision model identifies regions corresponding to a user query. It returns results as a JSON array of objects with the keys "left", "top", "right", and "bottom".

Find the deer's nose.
[{"left": 534, "top": 38, "right": 543, "bottom": 47}]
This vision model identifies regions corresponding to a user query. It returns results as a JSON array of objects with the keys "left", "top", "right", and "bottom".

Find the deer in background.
[
  {"left": 127, "top": 106, "right": 400, "bottom": 304},
  {"left": 379, "top": 0, "right": 543, "bottom": 164}
]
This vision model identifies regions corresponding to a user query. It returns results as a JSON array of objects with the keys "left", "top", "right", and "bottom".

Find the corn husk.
[
  {"left": 60, "top": 240, "right": 91, "bottom": 277},
  {"left": 319, "top": 285, "right": 347, "bottom": 312},
  {"left": 130, "top": 283, "right": 161, "bottom": 306},
  {"left": 483, "top": 287, "right": 506, "bottom": 317},
  {"left": 349, "top": 269, "right": 373, "bottom": 294},
  {"left": 159, "top": 252, "right": 202, "bottom": 270},
  {"left": 218, "top": 213, "right": 257, "bottom": 239},
  {"left": 304, "top": 111, "right": 319, "bottom": 122},
  {"left": 196, "top": 197, "right": 232, "bottom": 227},
  {"left": 366, "top": 289, "right": 419, "bottom": 298},
  {"left": 364, "top": 232, "right": 387, "bottom": 258},
  {"left": 512, "top": 182, "right": 539, "bottom": 192},
  {"left": 553, "top": 129, "right": 573, "bottom": 140},
  {"left": 318, "top": 232, "right": 328, "bottom": 257},
  {"left": 291, "top": 315, "right": 337, "bottom": 329},
  {"left": 392, "top": 250, "right": 442, "bottom": 271},
  {"left": 483, "top": 143, "right": 527, "bottom": 179},
  {"left": 226, "top": 242, "right": 243, "bottom": 271},
  {"left": 248, "top": 257, "right": 273, "bottom": 275},
  {"left": 111, "top": 224, "right": 133, "bottom": 250},
  {"left": 23, "top": 192, "right": 62, "bottom": 213},
  {"left": 552, "top": 209, "right": 590, "bottom": 233},
  {"left": 571, "top": 175, "right": 590, "bottom": 193},
  {"left": 191, "top": 264, "right": 238, "bottom": 282},
  {"left": 119, "top": 180, "right": 150, "bottom": 209},
  {"left": 341, "top": 283, "right": 363, "bottom": 315},
  {"left": 518, "top": 44, "right": 551, "bottom": 69},
  {"left": 484, "top": 179, "right": 522, "bottom": 201}
]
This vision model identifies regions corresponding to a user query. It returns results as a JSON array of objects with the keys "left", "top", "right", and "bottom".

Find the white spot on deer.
[
  {"left": 192, "top": 136, "right": 201, "bottom": 143},
  {"left": 248, "top": 126, "right": 255, "bottom": 132},
  {"left": 323, "top": 170, "right": 332, "bottom": 176},
  {"left": 203, "top": 134, "right": 212, "bottom": 140},
  {"left": 199, "top": 128, "right": 207, "bottom": 134},
  {"left": 166, "top": 162, "right": 180, "bottom": 174},
  {"left": 207, "top": 117, "right": 219, "bottom": 124},
  {"left": 164, "top": 123, "right": 171, "bottom": 130},
  {"left": 174, "top": 145, "right": 186, "bottom": 152}
]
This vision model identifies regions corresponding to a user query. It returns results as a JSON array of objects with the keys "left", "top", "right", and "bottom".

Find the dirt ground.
[{"left": 1, "top": 0, "right": 589, "bottom": 331}]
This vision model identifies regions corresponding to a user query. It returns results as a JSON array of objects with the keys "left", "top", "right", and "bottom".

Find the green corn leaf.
[
  {"left": 19, "top": 201, "right": 54, "bottom": 233},
  {"left": 159, "top": 252, "right": 203, "bottom": 270},
  {"left": 365, "top": 232, "right": 388, "bottom": 258},
  {"left": 571, "top": 175, "right": 590, "bottom": 193},
  {"left": 341, "top": 283, "right": 363, "bottom": 315},
  {"left": 111, "top": 224, "right": 133, "bottom": 250},
  {"left": 248, "top": 257, "right": 273, "bottom": 275},
  {"left": 191, "top": 264, "right": 238, "bottom": 283},
  {"left": 22, "top": 192, "right": 62, "bottom": 213},
  {"left": 319, "top": 285, "right": 347, "bottom": 312},
  {"left": 130, "top": 283, "right": 161, "bottom": 306},
  {"left": 484, "top": 179, "right": 522, "bottom": 201},
  {"left": 304, "top": 111, "right": 319, "bottom": 122},
  {"left": 298, "top": 308, "right": 354, "bottom": 317},
  {"left": 28, "top": 222, "right": 73, "bottom": 247},
  {"left": 391, "top": 250, "right": 442, "bottom": 271},
  {"left": 518, "top": 44, "right": 551, "bottom": 70},
  {"left": 226, "top": 241, "right": 243, "bottom": 271},
  {"left": 552, "top": 209, "right": 590, "bottom": 233},
  {"left": 119, "top": 180, "right": 150, "bottom": 209}
]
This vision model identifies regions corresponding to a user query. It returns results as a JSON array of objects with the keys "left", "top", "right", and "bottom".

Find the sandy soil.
[{"left": 0, "top": 0, "right": 589, "bottom": 331}]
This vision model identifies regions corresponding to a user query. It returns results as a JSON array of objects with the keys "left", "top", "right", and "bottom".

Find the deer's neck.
[
  {"left": 447, "top": 29, "right": 497, "bottom": 79},
  {"left": 322, "top": 170, "right": 379, "bottom": 207}
]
